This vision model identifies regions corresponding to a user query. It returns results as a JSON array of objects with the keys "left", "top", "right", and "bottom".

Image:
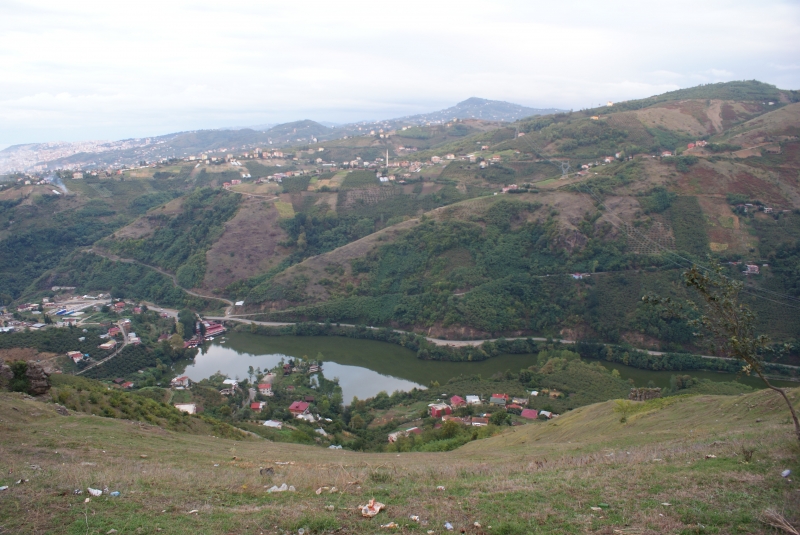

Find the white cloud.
[{"left": 0, "top": 0, "right": 798, "bottom": 146}]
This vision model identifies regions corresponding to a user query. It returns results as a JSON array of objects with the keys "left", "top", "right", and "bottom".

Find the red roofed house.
[
  {"left": 450, "top": 395, "right": 466, "bottom": 407},
  {"left": 108, "top": 327, "right": 121, "bottom": 337},
  {"left": 471, "top": 417, "right": 489, "bottom": 426},
  {"left": 430, "top": 403, "right": 452, "bottom": 418},
  {"left": 288, "top": 401, "right": 310, "bottom": 416},
  {"left": 114, "top": 302, "right": 125, "bottom": 310},
  {"left": 258, "top": 383, "right": 272, "bottom": 395},
  {"left": 250, "top": 401, "right": 265, "bottom": 412},
  {"left": 520, "top": 409, "right": 539, "bottom": 420},
  {"left": 171, "top": 376, "right": 190, "bottom": 388},
  {"left": 507, "top": 403, "right": 523, "bottom": 411},
  {"left": 121, "top": 381, "right": 134, "bottom": 389}
]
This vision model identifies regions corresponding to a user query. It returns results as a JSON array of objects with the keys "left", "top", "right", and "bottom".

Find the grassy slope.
[{"left": 1, "top": 388, "right": 798, "bottom": 534}]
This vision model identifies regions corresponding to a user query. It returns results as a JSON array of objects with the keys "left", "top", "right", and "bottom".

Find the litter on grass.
[
  {"left": 474, "top": 522, "right": 482, "bottom": 528},
  {"left": 360, "top": 498, "right": 385, "bottom": 517},
  {"left": 590, "top": 507, "right": 603, "bottom": 511},
  {"left": 445, "top": 521, "right": 454, "bottom": 531},
  {"left": 381, "top": 523, "right": 398, "bottom": 529},
  {"left": 188, "top": 510, "right": 199, "bottom": 514},
  {"left": 436, "top": 486, "right": 446, "bottom": 491},
  {"left": 267, "top": 483, "right": 295, "bottom": 493},
  {"left": 0, "top": 486, "right": 7, "bottom": 491},
  {"left": 410, "top": 515, "right": 420, "bottom": 522},
  {"left": 325, "top": 505, "right": 335, "bottom": 511},
  {"left": 705, "top": 454, "right": 717, "bottom": 459},
  {"left": 110, "top": 491, "right": 120, "bottom": 497},
  {"left": 88, "top": 488, "right": 103, "bottom": 497},
  {"left": 662, "top": 502, "right": 672, "bottom": 506},
  {"left": 781, "top": 469, "right": 791, "bottom": 478}
]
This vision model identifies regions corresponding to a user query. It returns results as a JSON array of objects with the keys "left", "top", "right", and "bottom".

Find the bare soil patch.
[{"left": 202, "top": 198, "right": 291, "bottom": 291}]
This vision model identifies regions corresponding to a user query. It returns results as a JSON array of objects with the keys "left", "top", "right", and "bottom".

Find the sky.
[{"left": 1, "top": 0, "right": 799, "bottom": 148}]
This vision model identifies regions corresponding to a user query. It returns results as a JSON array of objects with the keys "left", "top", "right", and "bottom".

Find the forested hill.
[{"left": 3, "top": 80, "right": 800, "bottom": 359}]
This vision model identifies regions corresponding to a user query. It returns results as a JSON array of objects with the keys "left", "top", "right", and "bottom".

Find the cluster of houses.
[{"left": 387, "top": 392, "right": 558, "bottom": 442}]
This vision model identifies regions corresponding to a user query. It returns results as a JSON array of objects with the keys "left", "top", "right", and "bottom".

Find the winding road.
[{"left": 82, "top": 249, "right": 800, "bottom": 376}]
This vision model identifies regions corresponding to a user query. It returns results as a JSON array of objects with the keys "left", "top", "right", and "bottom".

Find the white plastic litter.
[
  {"left": 661, "top": 502, "right": 672, "bottom": 506},
  {"left": 88, "top": 488, "right": 103, "bottom": 497},
  {"left": 267, "top": 483, "right": 295, "bottom": 493},
  {"left": 0, "top": 486, "right": 7, "bottom": 491},
  {"left": 781, "top": 469, "right": 791, "bottom": 478},
  {"left": 410, "top": 515, "right": 420, "bottom": 522},
  {"left": 381, "top": 522, "right": 398, "bottom": 528},
  {"left": 436, "top": 485, "right": 446, "bottom": 491},
  {"left": 474, "top": 522, "right": 482, "bottom": 528},
  {"left": 445, "top": 521, "right": 454, "bottom": 531},
  {"left": 188, "top": 510, "right": 199, "bottom": 514}
]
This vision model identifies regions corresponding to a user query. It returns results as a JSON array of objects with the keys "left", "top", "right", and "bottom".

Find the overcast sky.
[{"left": 1, "top": 0, "right": 798, "bottom": 148}]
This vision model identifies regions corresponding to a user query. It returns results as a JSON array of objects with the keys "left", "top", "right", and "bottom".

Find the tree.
[
  {"left": 646, "top": 264, "right": 800, "bottom": 444},
  {"left": 489, "top": 411, "right": 509, "bottom": 426}
]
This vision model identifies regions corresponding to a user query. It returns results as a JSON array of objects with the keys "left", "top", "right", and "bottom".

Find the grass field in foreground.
[{"left": 0, "top": 389, "right": 798, "bottom": 534}]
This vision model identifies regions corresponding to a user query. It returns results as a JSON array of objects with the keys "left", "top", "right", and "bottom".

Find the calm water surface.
[{"left": 179, "top": 333, "right": 795, "bottom": 400}]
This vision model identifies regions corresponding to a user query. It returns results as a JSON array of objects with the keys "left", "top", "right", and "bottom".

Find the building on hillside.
[
  {"left": 744, "top": 264, "right": 760, "bottom": 275},
  {"left": 98, "top": 340, "right": 116, "bottom": 350},
  {"left": 222, "top": 378, "right": 238, "bottom": 388},
  {"left": 490, "top": 393, "right": 509, "bottom": 406},
  {"left": 171, "top": 376, "right": 190, "bottom": 388},
  {"left": 431, "top": 156, "right": 441, "bottom": 163},
  {"left": 661, "top": 151, "right": 673, "bottom": 157},
  {"left": 174, "top": 403, "right": 197, "bottom": 414},
  {"left": 121, "top": 381, "right": 134, "bottom": 389},
  {"left": 289, "top": 401, "right": 310, "bottom": 417},
  {"left": 67, "top": 351, "right": 83, "bottom": 363},
  {"left": 263, "top": 420, "right": 282, "bottom": 429},
  {"left": 429, "top": 403, "right": 452, "bottom": 418},
  {"left": 466, "top": 395, "right": 481, "bottom": 405},
  {"left": 450, "top": 395, "right": 466, "bottom": 407},
  {"left": 442, "top": 415, "right": 470, "bottom": 425},
  {"left": 258, "top": 383, "right": 273, "bottom": 395},
  {"left": 250, "top": 401, "right": 266, "bottom": 412},
  {"left": 520, "top": 409, "right": 539, "bottom": 420},
  {"left": 512, "top": 397, "right": 528, "bottom": 405},
  {"left": 539, "top": 410, "right": 553, "bottom": 419},
  {"left": 471, "top": 417, "right": 489, "bottom": 426}
]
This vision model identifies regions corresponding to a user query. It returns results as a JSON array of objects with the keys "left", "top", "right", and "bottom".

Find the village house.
[
  {"left": 450, "top": 395, "right": 466, "bottom": 407},
  {"left": 466, "top": 395, "right": 481, "bottom": 405},
  {"left": 171, "top": 376, "right": 190, "bottom": 388},
  {"left": 429, "top": 403, "right": 452, "bottom": 418},
  {"left": 430, "top": 156, "right": 441, "bottom": 163},
  {"left": 222, "top": 378, "right": 238, "bottom": 388},
  {"left": 121, "top": 381, "right": 134, "bottom": 389},
  {"left": 490, "top": 393, "right": 509, "bottom": 406},
  {"left": 289, "top": 401, "right": 310, "bottom": 417},
  {"left": 491, "top": 155, "right": 502, "bottom": 162},
  {"left": 250, "top": 401, "right": 266, "bottom": 413},
  {"left": 511, "top": 397, "right": 528, "bottom": 406},
  {"left": 744, "top": 264, "right": 760, "bottom": 275},
  {"left": 98, "top": 340, "right": 116, "bottom": 350},
  {"left": 520, "top": 409, "right": 539, "bottom": 420},
  {"left": 539, "top": 410, "right": 554, "bottom": 419},
  {"left": 258, "top": 383, "right": 273, "bottom": 395},
  {"left": 471, "top": 417, "right": 489, "bottom": 426},
  {"left": 174, "top": 403, "right": 197, "bottom": 414},
  {"left": 67, "top": 351, "right": 83, "bottom": 364},
  {"left": 442, "top": 415, "right": 470, "bottom": 425},
  {"left": 263, "top": 420, "right": 282, "bottom": 429}
]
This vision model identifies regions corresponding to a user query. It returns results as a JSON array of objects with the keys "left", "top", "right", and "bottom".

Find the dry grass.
[{"left": 1, "top": 388, "right": 798, "bottom": 534}]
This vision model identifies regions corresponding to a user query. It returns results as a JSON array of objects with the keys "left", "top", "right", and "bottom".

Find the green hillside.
[{"left": 1, "top": 386, "right": 797, "bottom": 534}]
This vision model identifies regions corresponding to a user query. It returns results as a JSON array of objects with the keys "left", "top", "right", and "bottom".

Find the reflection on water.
[
  {"left": 177, "top": 332, "right": 794, "bottom": 400},
  {"left": 179, "top": 337, "right": 423, "bottom": 401}
]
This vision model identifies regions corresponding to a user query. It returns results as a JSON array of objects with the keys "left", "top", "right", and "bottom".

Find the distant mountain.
[{"left": 397, "top": 97, "right": 565, "bottom": 124}]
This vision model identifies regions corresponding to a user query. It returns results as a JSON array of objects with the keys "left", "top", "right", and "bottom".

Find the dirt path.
[{"left": 86, "top": 248, "right": 234, "bottom": 314}]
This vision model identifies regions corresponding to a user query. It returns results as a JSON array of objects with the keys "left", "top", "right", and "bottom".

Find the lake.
[{"left": 178, "top": 332, "right": 796, "bottom": 401}]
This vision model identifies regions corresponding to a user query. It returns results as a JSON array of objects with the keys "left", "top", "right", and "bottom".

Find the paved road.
[{"left": 75, "top": 320, "right": 128, "bottom": 376}]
